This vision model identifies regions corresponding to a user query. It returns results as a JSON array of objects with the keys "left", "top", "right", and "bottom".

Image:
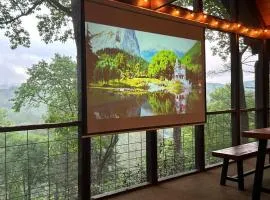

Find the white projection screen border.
[{"left": 84, "top": 0, "right": 206, "bottom": 135}]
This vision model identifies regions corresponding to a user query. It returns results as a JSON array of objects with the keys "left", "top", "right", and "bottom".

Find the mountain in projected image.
[
  {"left": 86, "top": 22, "right": 204, "bottom": 120},
  {"left": 88, "top": 24, "right": 140, "bottom": 57}
]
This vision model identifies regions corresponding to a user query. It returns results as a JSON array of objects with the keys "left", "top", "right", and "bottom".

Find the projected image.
[{"left": 86, "top": 22, "right": 204, "bottom": 120}]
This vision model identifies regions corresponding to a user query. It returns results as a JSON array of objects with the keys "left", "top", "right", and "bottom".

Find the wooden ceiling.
[{"left": 256, "top": 0, "right": 270, "bottom": 27}]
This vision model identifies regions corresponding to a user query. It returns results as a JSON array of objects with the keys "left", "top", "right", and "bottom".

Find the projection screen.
[{"left": 84, "top": 0, "right": 206, "bottom": 134}]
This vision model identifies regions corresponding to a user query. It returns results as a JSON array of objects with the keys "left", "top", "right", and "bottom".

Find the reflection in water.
[
  {"left": 88, "top": 58, "right": 204, "bottom": 119},
  {"left": 89, "top": 87, "right": 201, "bottom": 120},
  {"left": 175, "top": 89, "right": 189, "bottom": 114}
]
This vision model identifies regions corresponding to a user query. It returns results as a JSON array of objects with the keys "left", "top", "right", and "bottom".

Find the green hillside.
[
  {"left": 0, "top": 87, "right": 47, "bottom": 126},
  {"left": 181, "top": 41, "right": 201, "bottom": 73}
]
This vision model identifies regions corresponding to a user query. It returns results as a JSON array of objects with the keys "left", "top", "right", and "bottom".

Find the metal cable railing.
[
  {"left": 157, "top": 127, "right": 195, "bottom": 179},
  {"left": 0, "top": 124, "right": 79, "bottom": 199},
  {"left": 0, "top": 109, "right": 260, "bottom": 198}
]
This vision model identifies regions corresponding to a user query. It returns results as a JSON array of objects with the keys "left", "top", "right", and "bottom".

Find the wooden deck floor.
[{"left": 108, "top": 158, "right": 270, "bottom": 200}]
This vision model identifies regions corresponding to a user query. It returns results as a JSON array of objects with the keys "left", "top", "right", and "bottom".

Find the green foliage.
[
  {"left": 203, "top": 0, "right": 231, "bottom": 20},
  {"left": 0, "top": 108, "right": 12, "bottom": 126},
  {"left": 172, "top": 0, "right": 193, "bottom": 9},
  {"left": 166, "top": 81, "right": 183, "bottom": 94},
  {"left": 95, "top": 53, "right": 119, "bottom": 83},
  {"left": 158, "top": 127, "right": 196, "bottom": 178},
  {"left": 148, "top": 93, "right": 175, "bottom": 114},
  {"left": 205, "top": 85, "right": 232, "bottom": 165},
  {"left": 207, "top": 84, "right": 231, "bottom": 112},
  {"left": 91, "top": 135, "right": 119, "bottom": 190},
  {"left": 3, "top": 132, "right": 49, "bottom": 199},
  {"left": 205, "top": 84, "right": 256, "bottom": 164},
  {"left": 94, "top": 48, "right": 148, "bottom": 82},
  {"left": 109, "top": 78, "right": 149, "bottom": 89},
  {"left": 12, "top": 54, "right": 77, "bottom": 123},
  {"left": 181, "top": 42, "right": 201, "bottom": 73},
  {"left": 0, "top": 0, "right": 72, "bottom": 49},
  {"left": 10, "top": 54, "right": 129, "bottom": 197},
  {"left": 148, "top": 50, "right": 177, "bottom": 80},
  {"left": 207, "top": 84, "right": 254, "bottom": 112}
]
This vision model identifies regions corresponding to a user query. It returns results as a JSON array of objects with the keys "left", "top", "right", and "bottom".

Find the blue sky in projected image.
[
  {"left": 136, "top": 30, "right": 196, "bottom": 52},
  {"left": 88, "top": 22, "right": 197, "bottom": 61}
]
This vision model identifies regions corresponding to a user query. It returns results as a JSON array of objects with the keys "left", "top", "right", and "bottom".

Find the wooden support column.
[
  {"left": 146, "top": 130, "right": 158, "bottom": 184},
  {"left": 230, "top": 0, "right": 240, "bottom": 146},
  {"left": 193, "top": 0, "right": 205, "bottom": 171},
  {"left": 262, "top": 40, "right": 269, "bottom": 127},
  {"left": 231, "top": 32, "right": 241, "bottom": 146},
  {"left": 193, "top": 0, "right": 203, "bottom": 12},
  {"left": 78, "top": 0, "right": 91, "bottom": 199},
  {"left": 256, "top": 41, "right": 265, "bottom": 128},
  {"left": 195, "top": 125, "right": 205, "bottom": 171}
]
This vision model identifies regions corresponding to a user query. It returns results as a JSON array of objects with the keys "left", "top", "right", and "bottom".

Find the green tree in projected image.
[{"left": 148, "top": 50, "right": 177, "bottom": 80}]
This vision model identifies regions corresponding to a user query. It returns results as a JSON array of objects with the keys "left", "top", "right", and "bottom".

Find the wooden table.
[{"left": 242, "top": 128, "right": 270, "bottom": 200}]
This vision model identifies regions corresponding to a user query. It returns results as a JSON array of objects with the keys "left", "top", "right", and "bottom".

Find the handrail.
[
  {"left": 0, "top": 121, "right": 80, "bottom": 133},
  {"left": 207, "top": 108, "right": 262, "bottom": 115},
  {"left": 207, "top": 110, "right": 235, "bottom": 115},
  {"left": 0, "top": 107, "right": 262, "bottom": 133}
]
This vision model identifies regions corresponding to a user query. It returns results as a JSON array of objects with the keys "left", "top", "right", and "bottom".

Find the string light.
[
  {"left": 197, "top": 13, "right": 207, "bottom": 22},
  {"left": 117, "top": 0, "right": 270, "bottom": 39},
  {"left": 222, "top": 23, "right": 230, "bottom": 30},
  {"left": 186, "top": 12, "right": 195, "bottom": 20},
  {"left": 210, "top": 20, "right": 219, "bottom": 27},
  {"left": 136, "top": 0, "right": 149, "bottom": 8},
  {"left": 171, "top": 9, "right": 180, "bottom": 16}
]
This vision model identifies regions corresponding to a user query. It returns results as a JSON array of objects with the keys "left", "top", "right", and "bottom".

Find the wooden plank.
[
  {"left": 243, "top": 128, "right": 270, "bottom": 139},
  {"left": 212, "top": 142, "right": 270, "bottom": 160}
]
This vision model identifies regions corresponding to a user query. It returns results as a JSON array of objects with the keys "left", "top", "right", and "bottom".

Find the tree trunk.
[
  {"left": 173, "top": 127, "right": 184, "bottom": 170},
  {"left": 173, "top": 128, "right": 181, "bottom": 154},
  {"left": 96, "top": 135, "right": 118, "bottom": 182},
  {"left": 55, "top": 183, "right": 59, "bottom": 200},
  {"left": 23, "top": 176, "right": 27, "bottom": 200}
]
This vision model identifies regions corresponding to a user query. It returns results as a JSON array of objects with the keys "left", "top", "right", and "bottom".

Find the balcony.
[{"left": 105, "top": 159, "right": 270, "bottom": 200}]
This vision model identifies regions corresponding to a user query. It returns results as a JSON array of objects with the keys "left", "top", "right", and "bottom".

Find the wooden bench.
[{"left": 212, "top": 141, "right": 270, "bottom": 191}]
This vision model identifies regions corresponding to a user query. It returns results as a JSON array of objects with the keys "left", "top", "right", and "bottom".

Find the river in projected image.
[{"left": 88, "top": 86, "right": 203, "bottom": 119}]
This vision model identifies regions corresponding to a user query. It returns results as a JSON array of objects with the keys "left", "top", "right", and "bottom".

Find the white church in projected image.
[{"left": 173, "top": 59, "right": 192, "bottom": 114}]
